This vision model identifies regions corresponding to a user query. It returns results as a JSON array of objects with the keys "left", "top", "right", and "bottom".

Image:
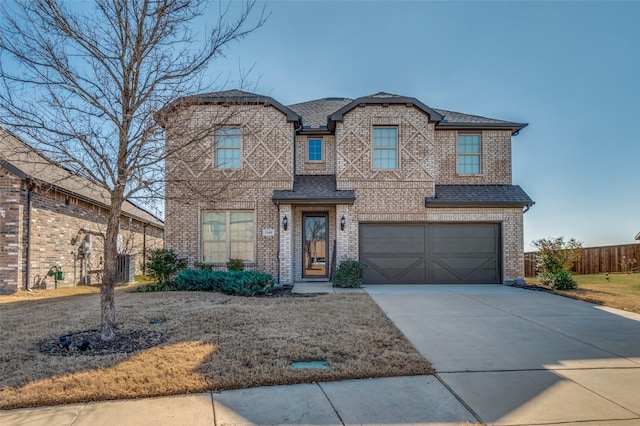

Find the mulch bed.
[{"left": 39, "top": 328, "right": 167, "bottom": 357}]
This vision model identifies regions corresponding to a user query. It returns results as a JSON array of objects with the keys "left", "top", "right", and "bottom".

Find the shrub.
[
  {"left": 547, "top": 270, "right": 577, "bottom": 290},
  {"left": 533, "top": 237, "right": 582, "bottom": 289},
  {"left": 174, "top": 269, "right": 274, "bottom": 296},
  {"left": 145, "top": 249, "right": 187, "bottom": 284},
  {"left": 227, "top": 258, "right": 245, "bottom": 271},
  {"left": 332, "top": 259, "right": 363, "bottom": 288},
  {"left": 133, "top": 281, "right": 176, "bottom": 292}
]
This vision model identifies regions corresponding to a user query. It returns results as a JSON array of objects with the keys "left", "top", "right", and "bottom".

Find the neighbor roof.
[
  {"left": 636, "top": 231, "right": 640, "bottom": 241},
  {"left": 272, "top": 175, "right": 355, "bottom": 204},
  {"left": 425, "top": 185, "right": 534, "bottom": 208},
  {"left": 0, "top": 129, "right": 164, "bottom": 227}
]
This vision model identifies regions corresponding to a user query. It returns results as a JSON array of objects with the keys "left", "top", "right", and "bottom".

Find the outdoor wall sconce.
[
  {"left": 283, "top": 215, "right": 288, "bottom": 231},
  {"left": 340, "top": 215, "right": 346, "bottom": 231}
]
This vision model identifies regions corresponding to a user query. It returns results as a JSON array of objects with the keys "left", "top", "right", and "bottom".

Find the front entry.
[{"left": 303, "top": 213, "right": 328, "bottom": 278}]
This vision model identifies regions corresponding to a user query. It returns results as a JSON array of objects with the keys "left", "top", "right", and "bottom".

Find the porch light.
[
  {"left": 340, "top": 215, "right": 346, "bottom": 231},
  {"left": 283, "top": 215, "right": 288, "bottom": 231}
]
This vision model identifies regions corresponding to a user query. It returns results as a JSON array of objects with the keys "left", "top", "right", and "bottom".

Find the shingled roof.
[
  {"left": 272, "top": 175, "right": 355, "bottom": 204},
  {"left": 287, "top": 98, "right": 352, "bottom": 130},
  {"left": 286, "top": 92, "right": 526, "bottom": 133},
  {"left": 161, "top": 89, "right": 300, "bottom": 124},
  {"left": 0, "top": 129, "right": 164, "bottom": 227},
  {"left": 167, "top": 90, "right": 526, "bottom": 134},
  {"left": 425, "top": 185, "right": 534, "bottom": 208}
]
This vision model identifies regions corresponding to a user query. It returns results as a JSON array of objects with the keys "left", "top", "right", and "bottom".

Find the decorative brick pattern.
[{"left": 165, "top": 104, "right": 294, "bottom": 281}]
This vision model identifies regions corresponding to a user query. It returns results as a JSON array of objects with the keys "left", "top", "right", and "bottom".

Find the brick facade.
[
  {"left": 0, "top": 168, "right": 164, "bottom": 293},
  {"left": 164, "top": 105, "right": 294, "bottom": 281},
  {"left": 164, "top": 91, "right": 531, "bottom": 285}
]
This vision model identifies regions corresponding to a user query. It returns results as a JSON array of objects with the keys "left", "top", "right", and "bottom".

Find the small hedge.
[
  {"left": 174, "top": 269, "right": 274, "bottom": 296},
  {"left": 332, "top": 259, "right": 363, "bottom": 288}
]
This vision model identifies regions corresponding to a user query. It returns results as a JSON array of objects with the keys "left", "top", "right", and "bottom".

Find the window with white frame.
[
  {"left": 307, "top": 138, "right": 323, "bottom": 162},
  {"left": 373, "top": 126, "right": 398, "bottom": 169},
  {"left": 215, "top": 127, "right": 241, "bottom": 169},
  {"left": 457, "top": 133, "right": 481, "bottom": 174},
  {"left": 202, "top": 211, "right": 254, "bottom": 262}
]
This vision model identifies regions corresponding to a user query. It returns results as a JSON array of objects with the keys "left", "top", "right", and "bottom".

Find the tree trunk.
[{"left": 101, "top": 189, "right": 125, "bottom": 341}]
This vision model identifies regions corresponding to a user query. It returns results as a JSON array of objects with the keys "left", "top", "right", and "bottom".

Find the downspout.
[
  {"left": 142, "top": 223, "right": 148, "bottom": 275},
  {"left": 25, "top": 181, "right": 33, "bottom": 291},
  {"left": 276, "top": 201, "right": 281, "bottom": 285}
]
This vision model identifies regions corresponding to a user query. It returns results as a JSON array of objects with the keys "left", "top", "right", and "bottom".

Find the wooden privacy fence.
[{"left": 525, "top": 243, "right": 640, "bottom": 277}]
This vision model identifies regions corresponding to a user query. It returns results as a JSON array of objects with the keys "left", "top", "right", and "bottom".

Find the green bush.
[
  {"left": 145, "top": 249, "right": 188, "bottom": 284},
  {"left": 174, "top": 269, "right": 274, "bottom": 296},
  {"left": 332, "top": 259, "right": 364, "bottom": 288},
  {"left": 546, "top": 270, "right": 577, "bottom": 290},
  {"left": 133, "top": 281, "right": 176, "bottom": 292},
  {"left": 533, "top": 237, "right": 582, "bottom": 289},
  {"left": 226, "top": 259, "right": 245, "bottom": 271}
]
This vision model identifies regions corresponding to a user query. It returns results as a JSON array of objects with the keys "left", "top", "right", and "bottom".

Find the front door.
[{"left": 303, "top": 214, "right": 328, "bottom": 278}]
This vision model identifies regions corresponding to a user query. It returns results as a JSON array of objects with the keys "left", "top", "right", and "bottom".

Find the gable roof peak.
[{"left": 367, "top": 92, "right": 404, "bottom": 99}]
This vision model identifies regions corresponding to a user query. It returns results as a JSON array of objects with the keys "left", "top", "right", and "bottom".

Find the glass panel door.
[{"left": 303, "top": 214, "right": 328, "bottom": 278}]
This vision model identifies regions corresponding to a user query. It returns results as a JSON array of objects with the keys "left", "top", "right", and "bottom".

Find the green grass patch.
[{"left": 528, "top": 272, "right": 640, "bottom": 313}]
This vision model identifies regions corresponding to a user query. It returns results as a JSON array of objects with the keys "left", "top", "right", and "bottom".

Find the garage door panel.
[
  {"left": 360, "top": 223, "right": 501, "bottom": 285},
  {"left": 361, "top": 256, "right": 426, "bottom": 284},
  {"left": 431, "top": 256, "right": 499, "bottom": 283},
  {"left": 360, "top": 224, "right": 425, "bottom": 253}
]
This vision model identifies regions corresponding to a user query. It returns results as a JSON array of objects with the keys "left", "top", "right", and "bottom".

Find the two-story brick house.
[{"left": 163, "top": 90, "right": 533, "bottom": 285}]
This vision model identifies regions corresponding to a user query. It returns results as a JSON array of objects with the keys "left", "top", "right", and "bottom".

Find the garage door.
[{"left": 359, "top": 223, "right": 501, "bottom": 284}]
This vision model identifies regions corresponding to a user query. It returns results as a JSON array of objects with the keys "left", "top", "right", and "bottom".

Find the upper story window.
[
  {"left": 215, "top": 127, "right": 241, "bottom": 169},
  {"left": 202, "top": 210, "right": 254, "bottom": 263},
  {"left": 373, "top": 126, "right": 398, "bottom": 169},
  {"left": 457, "top": 133, "right": 481, "bottom": 174},
  {"left": 307, "top": 138, "right": 323, "bottom": 162}
]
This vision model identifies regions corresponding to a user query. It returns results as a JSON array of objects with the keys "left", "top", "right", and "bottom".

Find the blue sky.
[{"left": 206, "top": 0, "right": 639, "bottom": 250}]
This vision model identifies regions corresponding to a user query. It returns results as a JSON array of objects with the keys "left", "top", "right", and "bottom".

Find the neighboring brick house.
[
  {"left": 0, "top": 129, "right": 164, "bottom": 293},
  {"left": 163, "top": 90, "right": 534, "bottom": 285}
]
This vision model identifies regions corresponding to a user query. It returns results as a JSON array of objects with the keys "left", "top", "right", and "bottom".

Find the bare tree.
[{"left": 0, "top": 0, "right": 265, "bottom": 340}]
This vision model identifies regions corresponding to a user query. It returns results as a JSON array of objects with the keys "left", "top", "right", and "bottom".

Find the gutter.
[
  {"left": 424, "top": 201, "right": 535, "bottom": 209},
  {"left": 25, "top": 181, "right": 33, "bottom": 291}
]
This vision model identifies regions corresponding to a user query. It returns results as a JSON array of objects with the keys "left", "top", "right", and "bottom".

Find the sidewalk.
[{"left": 0, "top": 375, "right": 476, "bottom": 425}]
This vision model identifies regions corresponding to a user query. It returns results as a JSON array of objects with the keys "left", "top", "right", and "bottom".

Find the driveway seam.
[
  {"left": 434, "top": 373, "right": 484, "bottom": 424},
  {"left": 209, "top": 392, "right": 217, "bottom": 426},
  {"left": 69, "top": 402, "right": 87, "bottom": 425},
  {"left": 316, "top": 382, "right": 345, "bottom": 426}
]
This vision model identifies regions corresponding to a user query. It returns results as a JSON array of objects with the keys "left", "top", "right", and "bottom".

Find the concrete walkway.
[{"left": 2, "top": 284, "right": 640, "bottom": 425}]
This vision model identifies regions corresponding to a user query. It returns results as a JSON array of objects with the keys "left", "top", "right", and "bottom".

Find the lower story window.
[{"left": 202, "top": 210, "right": 254, "bottom": 262}]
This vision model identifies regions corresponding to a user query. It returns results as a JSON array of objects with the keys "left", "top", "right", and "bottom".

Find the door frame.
[{"left": 302, "top": 213, "right": 329, "bottom": 279}]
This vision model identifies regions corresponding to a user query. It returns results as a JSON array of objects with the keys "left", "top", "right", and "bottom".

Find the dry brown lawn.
[
  {"left": 527, "top": 273, "right": 640, "bottom": 313},
  {"left": 0, "top": 286, "right": 432, "bottom": 409}
]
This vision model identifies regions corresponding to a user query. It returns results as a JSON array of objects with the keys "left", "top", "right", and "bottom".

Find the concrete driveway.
[{"left": 366, "top": 284, "right": 640, "bottom": 425}]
